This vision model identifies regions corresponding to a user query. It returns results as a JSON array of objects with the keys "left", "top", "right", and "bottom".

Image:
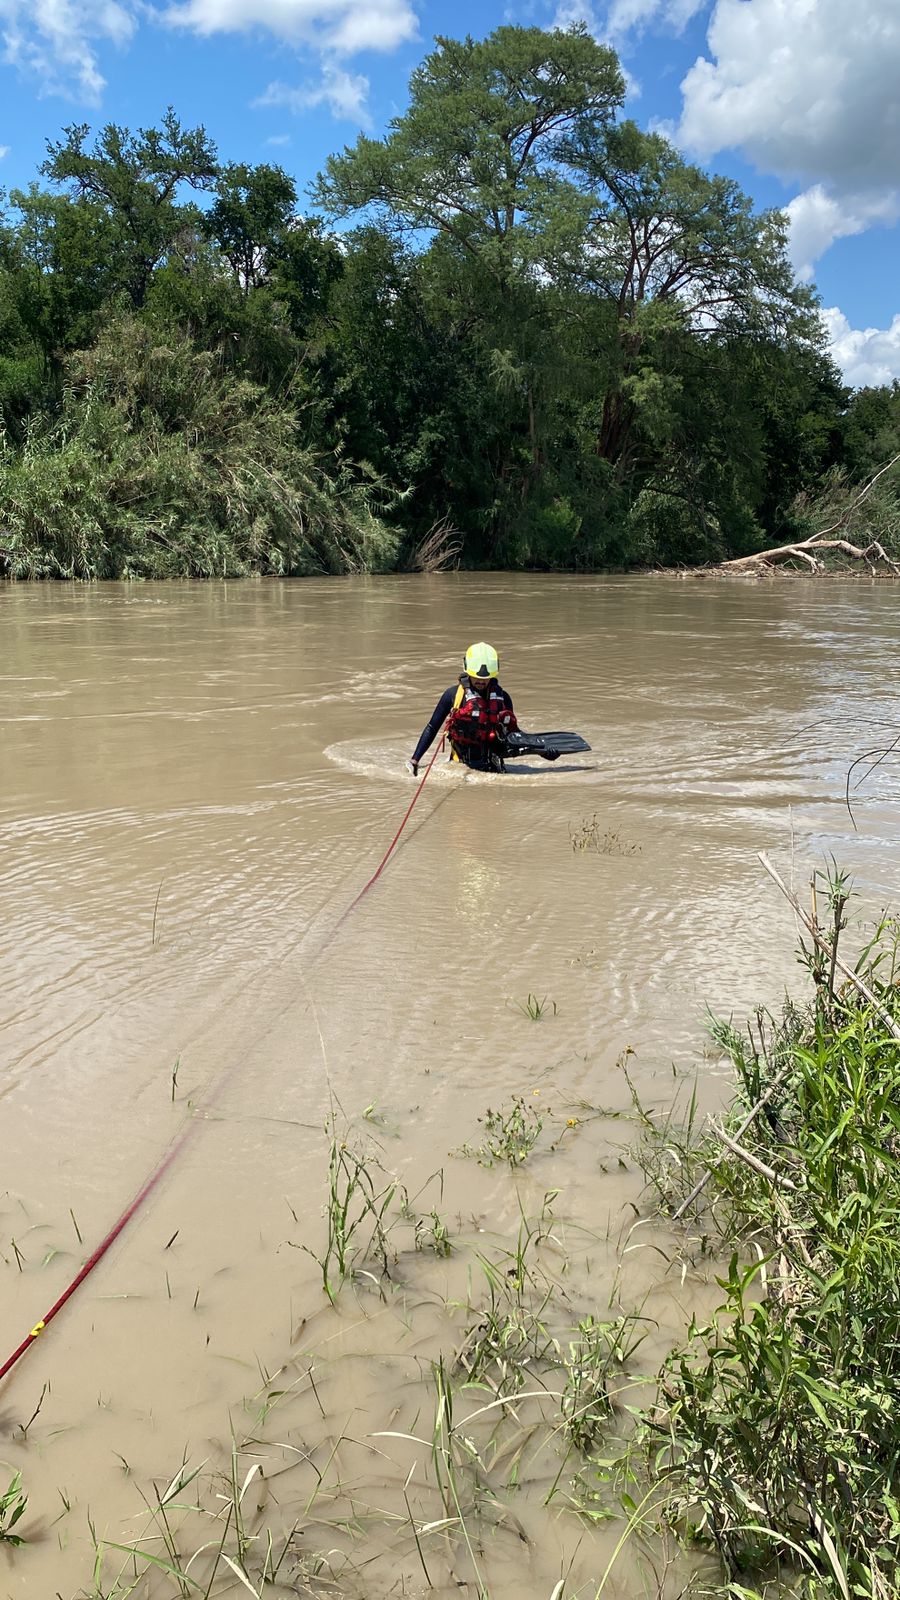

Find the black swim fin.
[{"left": 504, "top": 730, "right": 591, "bottom": 758}]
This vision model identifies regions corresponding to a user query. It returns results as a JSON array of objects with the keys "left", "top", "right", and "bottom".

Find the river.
[{"left": 1, "top": 574, "right": 899, "bottom": 1598}]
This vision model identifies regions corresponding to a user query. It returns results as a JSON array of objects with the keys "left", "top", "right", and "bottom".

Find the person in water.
[{"left": 408, "top": 642, "right": 518, "bottom": 774}]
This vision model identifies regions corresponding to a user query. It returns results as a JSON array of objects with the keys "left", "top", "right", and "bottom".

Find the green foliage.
[
  {"left": 840, "top": 382, "right": 900, "bottom": 479},
  {"left": 467, "top": 1095, "right": 544, "bottom": 1164},
  {"left": 40, "top": 107, "right": 218, "bottom": 309},
  {"left": 0, "top": 317, "right": 397, "bottom": 579},
  {"left": 0, "top": 35, "right": 876, "bottom": 581},
  {"left": 0, "top": 1472, "right": 27, "bottom": 1545},
  {"left": 635, "top": 913, "right": 900, "bottom": 1598},
  {"left": 315, "top": 25, "right": 624, "bottom": 279}
]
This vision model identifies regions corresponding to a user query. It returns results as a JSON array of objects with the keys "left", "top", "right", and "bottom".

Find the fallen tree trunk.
[
  {"left": 717, "top": 450, "right": 900, "bottom": 575},
  {"left": 722, "top": 535, "right": 900, "bottom": 575}
]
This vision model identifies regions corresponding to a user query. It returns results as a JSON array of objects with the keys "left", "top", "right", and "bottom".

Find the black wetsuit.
[{"left": 412, "top": 680, "right": 515, "bottom": 770}]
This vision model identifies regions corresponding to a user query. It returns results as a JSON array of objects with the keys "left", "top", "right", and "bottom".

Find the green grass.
[
  {"left": 622, "top": 887, "right": 900, "bottom": 1599},
  {"left": 0, "top": 1473, "right": 27, "bottom": 1545},
  {"left": 514, "top": 993, "right": 558, "bottom": 1020}
]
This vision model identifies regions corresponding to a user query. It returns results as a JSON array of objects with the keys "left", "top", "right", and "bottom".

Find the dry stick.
[
  {"left": 672, "top": 1057, "right": 795, "bottom": 1220},
  {"left": 711, "top": 1125, "right": 797, "bottom": 1190},
  {"left": 758, "top": 852, "right": 900, "bottom": 1042},
  {"left": 809, "top": 449, "right": 900, "bottom": 544}
]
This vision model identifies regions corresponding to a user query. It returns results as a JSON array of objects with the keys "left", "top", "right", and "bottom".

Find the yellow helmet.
[{"left": 464, "top": 641, "right": 499, "bottom": 680}]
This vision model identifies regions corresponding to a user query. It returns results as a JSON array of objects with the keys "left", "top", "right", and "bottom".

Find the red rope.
[
  {"left": 0, "top": 738, "right": 446, "bottom": 1386},
  {"left": 0, "top": 1118, "right": 197, "bottom": 1383},
  {"left": 335, "top": 735, "right": 445, "bottom": 928}
]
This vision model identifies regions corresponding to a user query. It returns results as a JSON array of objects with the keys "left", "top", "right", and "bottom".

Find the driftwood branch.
[{"left": 718, "top": 452, "right": 900, "bottom": 575}]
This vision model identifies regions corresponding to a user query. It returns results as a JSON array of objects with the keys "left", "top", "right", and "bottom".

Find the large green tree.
[
  {"left": 558, "top": 123, "right": 822, "bottom": 472},
  {"left": 316, "top": 25, "right": 624, "bottom": 281},
  {"left": 40, "top": 109, "right": 218, "bottom": 309}
]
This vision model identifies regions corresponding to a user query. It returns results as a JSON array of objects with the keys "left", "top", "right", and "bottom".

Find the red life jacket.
[{"left": 446, "top": 679, "right": 518, "bottom": 749}]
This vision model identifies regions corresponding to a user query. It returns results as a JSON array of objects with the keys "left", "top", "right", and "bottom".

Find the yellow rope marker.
[{"left": 30, "top": 1321, "right": 46, "bottom": 1338}]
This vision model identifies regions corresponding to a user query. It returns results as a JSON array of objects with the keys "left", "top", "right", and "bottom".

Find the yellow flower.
[{"left": 566, "top": 1118, "right": 578, "bottom": 1128}]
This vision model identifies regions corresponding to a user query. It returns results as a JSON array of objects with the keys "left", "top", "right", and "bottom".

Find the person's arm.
[{"left": 410, "top": 686, "right": 456, "bottom": 769}]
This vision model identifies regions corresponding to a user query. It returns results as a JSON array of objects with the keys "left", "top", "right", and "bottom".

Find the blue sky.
[{"left": 1, "top": 0, "right": 898, "bottom": 387}]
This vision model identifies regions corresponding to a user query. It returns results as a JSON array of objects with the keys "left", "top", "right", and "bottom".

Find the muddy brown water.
[{"left": 1, "top": 574, "right": 899, "bottom": 1599}]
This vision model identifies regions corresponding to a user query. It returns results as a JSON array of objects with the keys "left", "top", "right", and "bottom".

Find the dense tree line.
[{"left": 0, "top": 26, "right": 896, "bottom": 578}]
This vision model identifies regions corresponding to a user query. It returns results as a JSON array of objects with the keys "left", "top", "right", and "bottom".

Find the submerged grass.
[{"left": 28, "top": 865, "right": 900, "bottom": 1600}]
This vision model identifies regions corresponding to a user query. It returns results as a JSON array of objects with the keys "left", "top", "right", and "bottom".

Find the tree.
[
  {"left": 41, "top": 109, "right": 218, "bottom": 308},
  {"left": 559, "top": 123, "right": 821, "bottom": 472},
  {"left": 315, "top": 25, "right": 624, "bottom": 283},
  {"left": 10, "top": 186, "right": 121, "bottom": 359},
  {"left": 205, "top": 163, "right": 297, "bottom": 293},
  {"left": 315, "top": 27, "right": 627, "bottom": 560},
  {"left": 840, "top": 383, "right": 900, "bottom": 480},
  {"left": 0, "top": 219, "right": 49, "bottom": 437}
]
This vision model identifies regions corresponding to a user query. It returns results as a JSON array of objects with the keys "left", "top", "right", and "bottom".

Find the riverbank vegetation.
[
  {"left": 1, "top": 27, "right": 899, "bottom": 579},
  {"left": 9, "top": 869, "right": 882, "bottom": 1596}
]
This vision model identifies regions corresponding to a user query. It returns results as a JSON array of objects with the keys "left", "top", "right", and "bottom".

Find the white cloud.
[
  {"left": 553, "top": 0, "right": 601, "bottom": 29},
  {"left": 786, "top": 185, "right": 900, "bottom": 280},
  {"left": 552, "top": 0, "right": 703, "bottom": 52},
  {"left": 605, "top": 0, "right": 705, "bottom": 41},
  {"left": 160, "top": 0, "right": 416, "bottom": 55},
  {"left": 678, "top": 0, "right": 900, "bottom": 191},
  {"left": 0, "top": 144, "right": 8, "bottom": 157},
  {"left": 0, "top": 0, "right": 135, "bottom": 100},
  {"left": 0, "top": 0, "right": 414, "bottom": 102},
  {"left": 255, "top": 62, "right": 370, "bottom": 123},
  {"left": 265, "top": 132, "right": 291, "bottom": 146},
  {"left": 824, "top": 307, "right": 900, "bottom": 389}
]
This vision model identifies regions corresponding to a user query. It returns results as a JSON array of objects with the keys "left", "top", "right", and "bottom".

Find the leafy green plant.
[
  {"left": 466, "top": 1096, "right": 544, "bottom": 1167},
  {"left": 628, "top": 896, "right": 900, "bottom": 1599},
  {"left": 414, "top": 1208, "right": 452, "bottom": 1257},
  {"left": 562, "top": 1316, "right": 640, "bottom": 1453},
  {"left": 0, "top": 1472, "right": 27, "bottom": 1545}
]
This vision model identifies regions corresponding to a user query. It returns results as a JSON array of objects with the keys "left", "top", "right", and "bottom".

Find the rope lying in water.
[
  {"left": 0, "top": 737, "right": 446, "bottom": 1386},
  {"left": 334, "top": 735, "right": 445, "bottom": 930},
  {"left": 0, "top": 1120, "right": 196, "bottom": 1383}
]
